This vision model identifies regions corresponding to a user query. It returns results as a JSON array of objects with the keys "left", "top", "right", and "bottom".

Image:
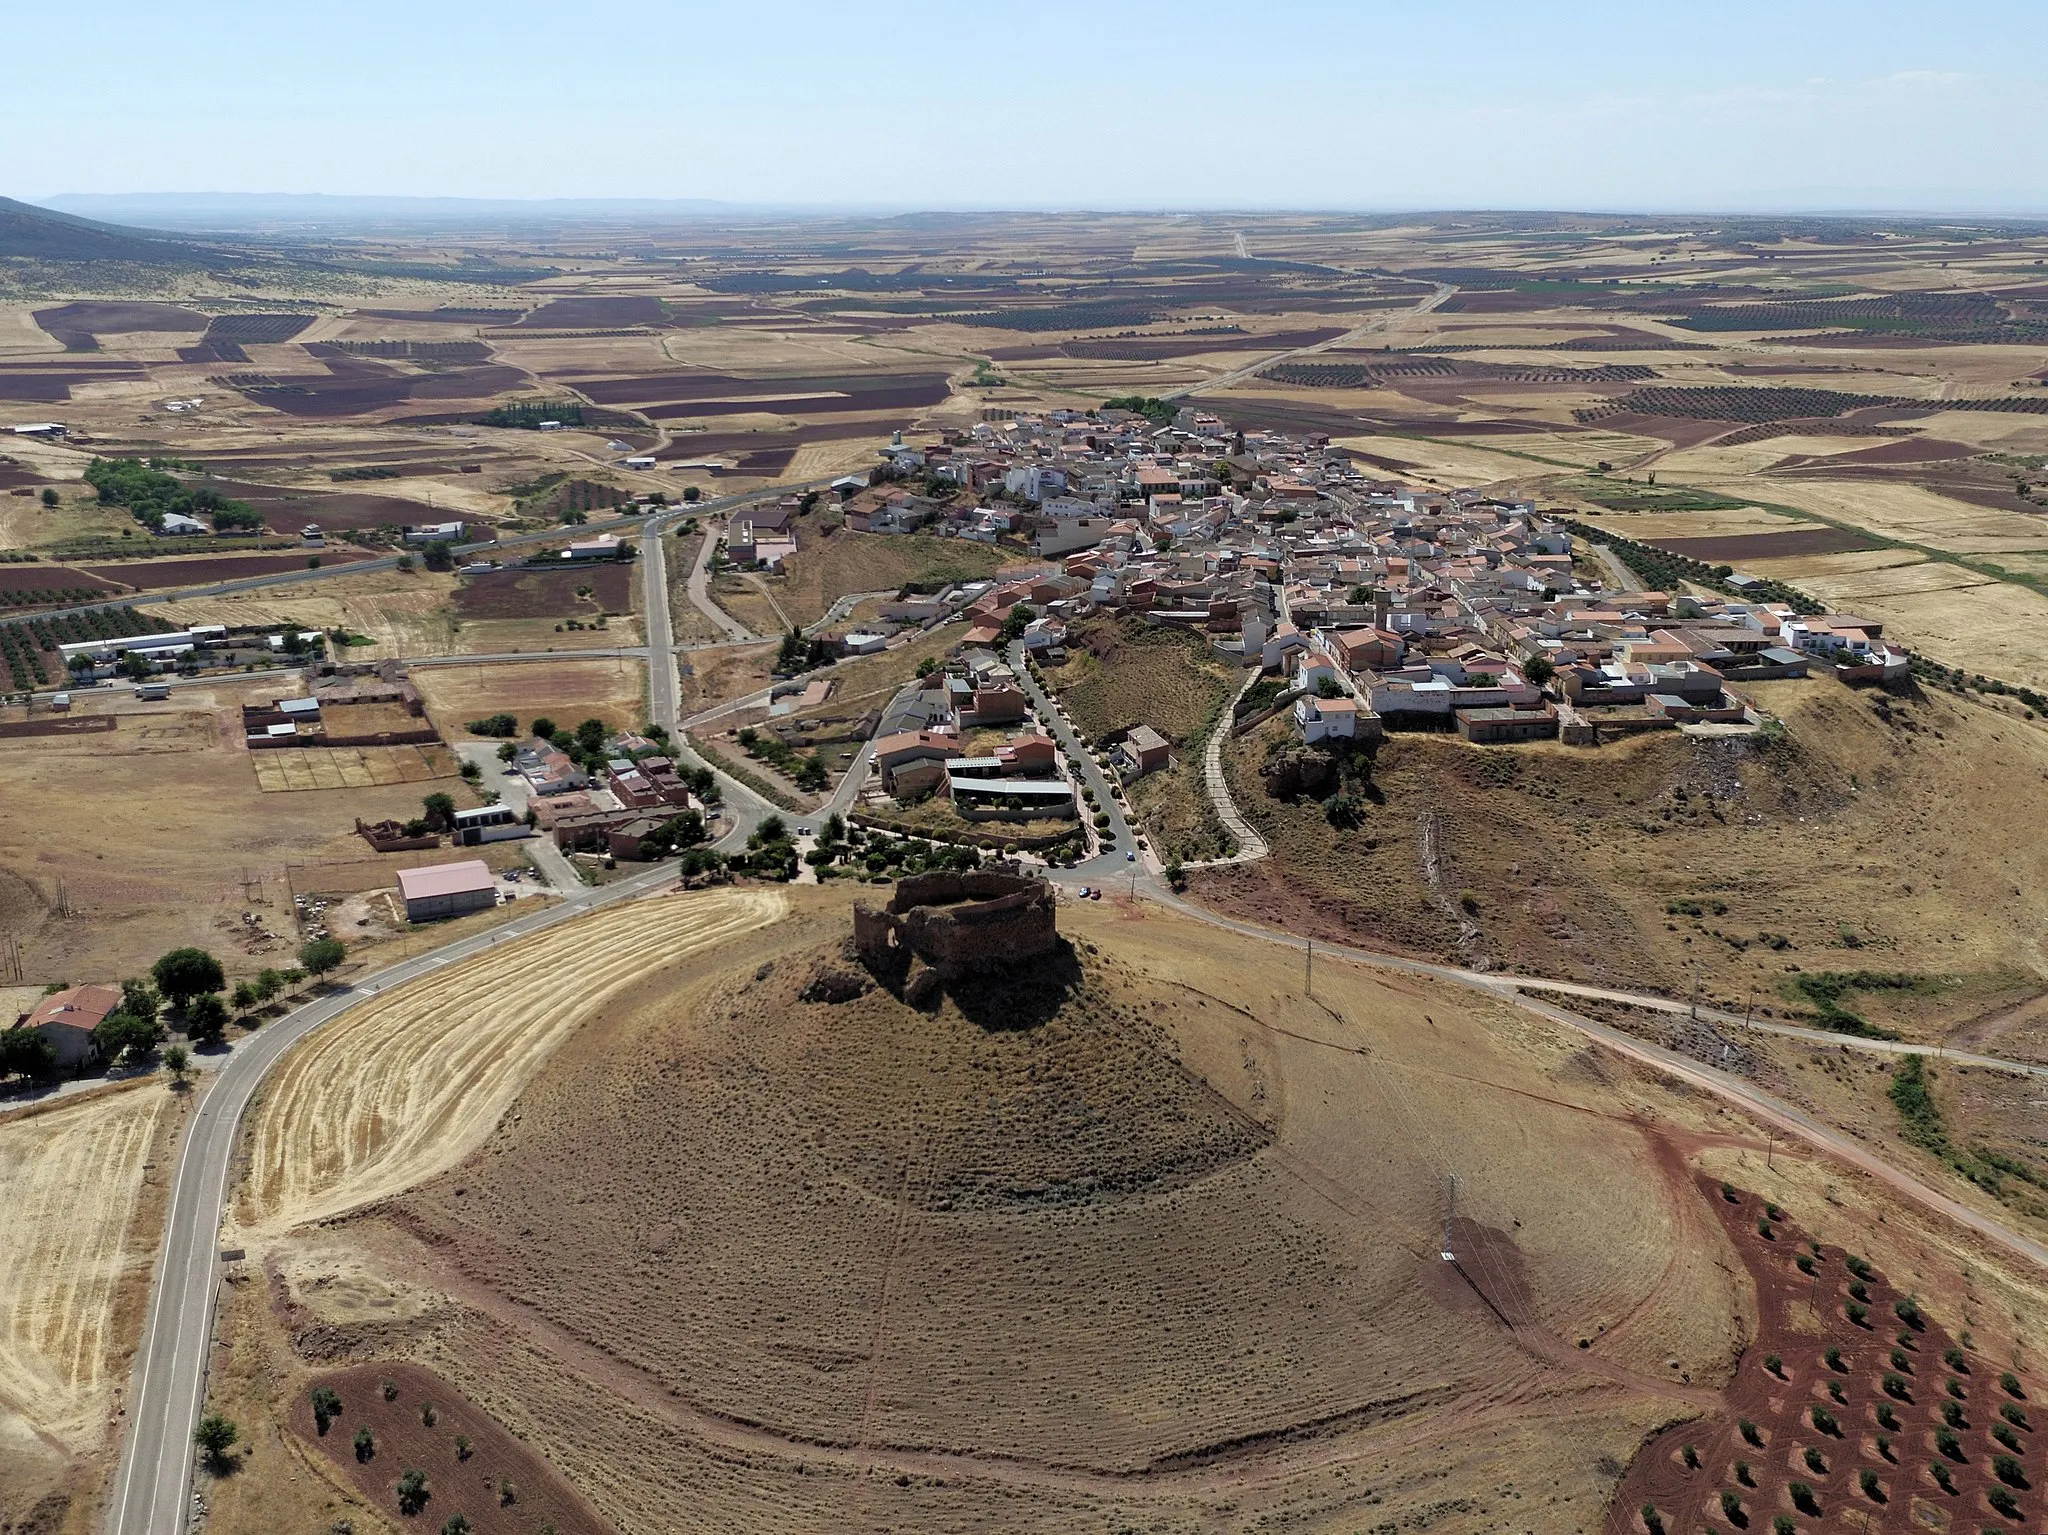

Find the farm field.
[
  {"left": 151, "top": 565, "right": 460, "bottom": 656},
  {"left": 0, "top": 684, "right": 481, "bottom": 983},
  {"left": 714, "top": 529, "right": 1027, "bottom": 633},
  {"left": 241, "top": 888, "right": 786, "bottom": 1234},
  {"left": 411, "top": 657, "right": 648, "bottom": 740},
  {"left": 0, "top": 1082, "right": 180, "bottom": 1526},
  {"left": 77, "top": 549, "right": 376, "bottom": 589}
]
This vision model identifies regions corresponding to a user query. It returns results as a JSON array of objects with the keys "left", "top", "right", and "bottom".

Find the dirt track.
[
  {"left": 0, "top": 1084, "right": 169, "bottom": 1451},
  {"left": 241, "top": 887, "right": 784, "bottom": 1233}
]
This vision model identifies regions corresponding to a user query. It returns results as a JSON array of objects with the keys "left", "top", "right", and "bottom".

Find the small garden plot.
[
  {"left": 248, "top": 745, "right": 458, "bottom": 793},
  {"left": 290, "top": 1362, "right": 608, "bottom": 1535},
  {"left": 451, "top": 563, "right": 634, "bottom": 620}
]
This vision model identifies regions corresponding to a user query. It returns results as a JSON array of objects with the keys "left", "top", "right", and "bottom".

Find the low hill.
[{"left": 0, "top": 195, "right": 227, "bottom": 266}]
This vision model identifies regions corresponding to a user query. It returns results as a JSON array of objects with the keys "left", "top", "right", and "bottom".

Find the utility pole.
[
  {"left": 1743, "top": 985, "right": 1755, "bottom": 1028},
  {"left": 1305, "top": 937, "right": 1313, "bottom": 998},
  {"left": 1690, "top": 959, "right": 1700, "bottom": 1021},
  {"left": 1440, "top": 1174, "right": 1458, "bottom": 1261}
]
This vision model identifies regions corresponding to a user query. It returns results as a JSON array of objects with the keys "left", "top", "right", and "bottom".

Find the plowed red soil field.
[
  {"left": 1654, "top": 529, "right": 1883, "bottom": 560},
  {"left": 80, "top": 550, "right": 373, "bottom": 588},
  {"left": 451, "top": 563, "right": 633, "bottom": 618},
  {"left": 290, "top": 1363, "right": 608, "bottom": 1535},
  {"left": 1608, "top": 1176, "right": 2046, "bottom": 1535},
  {"left": 0, "top": 565, "right": 118, "bottom": 595}
]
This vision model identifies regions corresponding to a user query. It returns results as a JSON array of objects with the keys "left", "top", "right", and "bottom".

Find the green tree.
[
  {"left": 116, "top": 650, "right": 155, "bottom": 681},
  {"left": 195, "top": 1413, "right": 239, "bottom": 1469},
  {"left": 1523, "top": 654, "right": 1555, "bottom": 686},
  {"left": 396, "top": 1469, "right": 430, "bottom": 1515},
  {"left": 93, "top": 1011, "right": 163, "bottom": 1066},
  {"left": 574, "top": 718, "right": 607, "bottom": 754},
  {"left": 163, "top": 1044, "right": 190, "bottom": 1084},
  {"left": 0, "top": 1027, "right": 57, "bottom": 1080},
  {"left": 530, "top": 717, "right": 557, "bottom": 740},
  {"left": 39, "top": 487, "right": 58, "bottom": 508},
  {"left": 152, "top": 948, "right": 224, "bottom": 1008},
  {"left": 999, "top": 603, "right": 1037, "bottom": 642},
  {"left": 253, "top": 969, "right": 283, "bottom": 1004},
  {"left": 353, "top": 1425, "right": 374, "bottom": 1462},
  {"left": 185, "top": 994, "right": 229, "bottom": 1046},
  {"left": 231, "top": 980, "right": 258, "bottom": 1012},
  {"left": 441, "top": 1517, "right": 472, "bottom": 1535},
  {"left": 421, "top": 793, "right": 458, "bottom": 833},
  {"left": 300, "top": 938, "right": 346, "bottom": 978},
  {"left": 310, "top": 1387, "right": 342, "bottom": 1434},
  {"left": 422, "top": 540, "right": 455, "bottom": 572}
]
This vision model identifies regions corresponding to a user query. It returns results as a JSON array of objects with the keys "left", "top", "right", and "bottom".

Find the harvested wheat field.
[
  {"left": 247, "top": 743, "right": 457, "bottom": 792},
  {"left": 227, "top": 886, "right": 1821, "bottom": 1534},
  {"left": 0, "top": 1082, "right": 181, "bottom": 1526},
  {"left": 411, "top": 658, "right": 647, "bottom": 741},
  {"left": 242, "top": 888, "right": 786, "bottom": 1234}
]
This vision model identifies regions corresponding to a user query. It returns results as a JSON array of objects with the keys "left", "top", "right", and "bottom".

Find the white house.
[
  {"left": 1294, "top": 694, "right": 1361, "bottom": 743},
  {"left": 158, "top": 513, "right": 207, "bottom": 536}
]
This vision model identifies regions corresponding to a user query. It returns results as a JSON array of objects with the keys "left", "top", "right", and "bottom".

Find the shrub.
[
  {"left": 420, "top": 1401, "right": 436, "bottom": 1427},
  {"left": 1892, "top": 1348, "right": 1913, "bottom": 1373},
  {"left": 1848, "top": 1301, "right": 1869, "bottom": 1326},
  {"left": 1929, "top": 1460, "right": 1955, "bottom": 1493},
  {"left": 1640, "top": 1504, "right": 1664, "bottom": 1535},
  {"left": 1804, "top": 1446, "right": 1827, "bottom": 1474},
  {"left": 1766, "top": 1353, "right": 1784, "bottom": 1377},
  {"left": 1766, "top": 1202, "right": 1784, "bottom": 1221},
  {"left": 1988, "top": 1486, "right": 2019, "bottom": 1518},
  {"left": 440, "top": 1518, "right": 471, "bottom": 1535},
  {"left": 465, "top": 713, "right": 518, "bottom": 737},
  {"left": 1876, "top": 1403, "right": 1901, "bottom": 1431},
  {"left": 1796, "top": 1254, "right": 1816, "bottom": 1275},
  {"left": 454, "top": 1436, "right": 471, "bottom": 1461},
  {"left": 1735, "top": 1459, "right": 1754, "bottom": 1486},
  {"left": 1772, "top": 1518, "right": 1795, "bottom": 1535},
  {"left": 1896, "top": 1295, "right": 1924, "bottom": 1329},
  {"left": 1846, "top": 1254, "right": 1873, "bottom": 1280},
  {"left": 1935, "top": 1427, "right": 1962, "bottom": 1459},
  {"left": 1740, "top": 1418, "right": 1762, "bottom": 1446},
  {"left": 1758, "top": 1218, "right": 1776, "bottom": 1240},
  {"left": 1992, "top": 1453, "right": 2027, "bottom": 1488},
  {"left": 1824, "top": 1347, "right": 1845, "bottom": 1372},
  {"left": 310, "top": 1387, "right": 342, "bottom": 1434},
  {"left": 1945, "top": 1344, "right": 1969, "bottom": 1371},
  {"left": 2000, "top": 1402, "right": 2029, "bottom": 1428},
  {"left": 381, "top": 1377, "right": 398, "bottom": 1401},
  {"left": 353, "top": 1426, "right": 374, "bottom": 1462},
  {"left": 1682, "top": 1443, "right": 1699, "bottom": 1469},
  {"left": 498, "top": 1481, "right": 517, "bottom": 1507},
  {"left": 2000, "top": 1370, "right": 2024, "bottom": 1398},
  {"left": 1948, "top": 1377, "right": 1968, "bottom": 1399},
  {"left": 1721, "top": 1491, "right": 1743, "bottom": 1521},
  {"left": 1810, "top": 1406, "right": 1838, "bottom": 1436},
  {"left": 1942, "top": 1400, "right": 1966, "bottom": 1428},
  {"left": 1789, "top": 1482, "right": 1819, "bottom": 1516},
  {"left": 1721, "top": 1181, "right": 1738, "bottom": 1201},
  {"left": 1884, "top": 1373, "right": 1910, "bottom": 1400},
  {"left": 1994, "top": 1423, "right": 2021, "bottom": 1452}
]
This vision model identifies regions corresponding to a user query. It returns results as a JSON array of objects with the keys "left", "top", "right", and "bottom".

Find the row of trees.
[
  {"left": 84, "top": 457, "right": 263, "bottom": 533},
  {"left": 2, "top": 941, "right": 347, "bottom": 1084}
]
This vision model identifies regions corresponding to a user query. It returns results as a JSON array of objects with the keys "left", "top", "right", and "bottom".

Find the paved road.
[
  {"left": 1008, "top": 639, "right": 1139, "bottom": 880},
  {"left": 1163, "top": 283, "right": 1455, "bottom": 401},
  {"left": 105, "top": 856, "right": 689, "bottom": 1535},
  {"left": 1594, "top": 543, "right": 1644, "bottom": 593}
]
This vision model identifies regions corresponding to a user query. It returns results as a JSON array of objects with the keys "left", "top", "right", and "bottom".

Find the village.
[{"left": 722, "top": 401, "right": 1912, "bottom": 802}]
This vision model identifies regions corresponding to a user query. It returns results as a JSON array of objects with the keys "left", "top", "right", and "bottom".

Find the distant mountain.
[
  {"left": 0, "top": 196, "right": 228, "bottom": 265},
  {"left": 38, "top": 192, "right": 780, "bottom": 234}
]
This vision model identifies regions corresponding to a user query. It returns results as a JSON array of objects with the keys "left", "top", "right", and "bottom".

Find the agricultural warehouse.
[{"left": 396, "top": 859, "right": 497, "bottom": 922}]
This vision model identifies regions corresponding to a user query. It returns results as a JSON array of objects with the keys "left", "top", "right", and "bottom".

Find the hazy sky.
[{"left": 13, "top": 0, "right": 2047, "bottom": 212}]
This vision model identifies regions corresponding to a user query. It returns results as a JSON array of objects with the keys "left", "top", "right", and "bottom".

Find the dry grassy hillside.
[
  {"left": 226, "top": 890, "right": 1774, "bottom": 1534},
  {"left": 1199, "top": 677, "right": 2048, "bottom": 1028}
]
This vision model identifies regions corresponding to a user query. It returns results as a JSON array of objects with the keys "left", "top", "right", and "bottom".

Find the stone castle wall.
[{"left": 853, "top": 869, "right": 1058, "bottom": 982}]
